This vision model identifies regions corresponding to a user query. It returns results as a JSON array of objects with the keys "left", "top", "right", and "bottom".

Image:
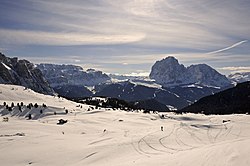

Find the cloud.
[
  {"left": 206, "top": 40, "right": 248, "bottom": 55},
  {"left": 218, "top": 66, "right": 250, "bottom": 73},
  {"left": 2, "top": 0, "right": 250, "bottom": 49},
  {"left": 0, "top": 0, "right": 250, "bottom": 75},
  {"left": 124, "top": 72, "right": 150, "bottom": 77},
  {"left": 0, "top": 47, "right": 6, "bottom": 52},
  {"left": 0, "top": 29, "right": 145, "bottom": 46}
]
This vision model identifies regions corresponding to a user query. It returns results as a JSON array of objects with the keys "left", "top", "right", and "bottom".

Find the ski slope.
[{"left": 0, "top": 84, "right": 250, "bottom": 166}]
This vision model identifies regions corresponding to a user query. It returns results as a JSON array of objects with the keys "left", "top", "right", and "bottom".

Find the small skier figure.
[{"left": 161, "top": 126, "right": 164, "bottom": 131}]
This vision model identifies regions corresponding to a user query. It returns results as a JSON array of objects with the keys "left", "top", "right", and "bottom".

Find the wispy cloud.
[
  {"left": 206, "top": 40, "right": 248, "bottom": 55},
  {"left": 0, "top": 47, "right": 6, "bottom": 52},
  {"left": 0, "top": 29, "right": 145, "bottom": 46},
  {"left": 218, "top": 66, "right": 250, "bottom": 73},
  {"left": 1, "top": 0, "right": 249, "bottom": 49},
  {"left": 123, "top": 72, "right": 150, "bottom": 77},
  {"left": 0, "top": 0, "right": 250, "bottom": 74}
]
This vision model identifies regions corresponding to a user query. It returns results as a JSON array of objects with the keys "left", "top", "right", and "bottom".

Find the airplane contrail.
[{"left": 206, "top": 40, "right": 248, "bottom": 55}]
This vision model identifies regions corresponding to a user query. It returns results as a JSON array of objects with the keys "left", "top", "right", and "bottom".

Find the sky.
[{"left": 0, "top": 0, "right": 250, "bottom": 76}]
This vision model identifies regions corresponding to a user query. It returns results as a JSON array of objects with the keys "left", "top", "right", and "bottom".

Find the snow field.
[{"left": 1, "top": 84, "right": 250, "bottom": 166}]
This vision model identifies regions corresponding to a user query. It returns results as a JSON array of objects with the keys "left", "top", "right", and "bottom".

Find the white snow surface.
[
  {"left": 110, "top": 74, "right": 162, "bottom": 89},
  {"left": 181, "top": 84, "right": 203, "bottom": 89},
  {"left": 1, "top": 62, "right": 11, "bottom": 70},
  {"left": 1, "top": 84, "right": 250, "bottom": 166}
]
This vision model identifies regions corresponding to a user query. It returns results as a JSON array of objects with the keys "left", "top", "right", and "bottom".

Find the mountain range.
[
  {"left": 36, "top": 63, "right": 110, "bottom": 98},
  {"left": 1, "top": 52, "right": 249, "bottom": 112},
  {"left": 37, "top": 64, "right": 110, "bottom": 87}
]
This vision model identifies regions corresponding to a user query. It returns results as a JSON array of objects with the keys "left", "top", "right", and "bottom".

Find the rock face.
[
  {"left": 37, "top": 64, "right": 111, "bottom": 98},
  {"left": 0, "top": 52, "right": 54, "bottom": 95},
  {"left": 180, "top": 81, "right": 250, "bottom": 114},
  {"left": 37, "top": 64, "right": 111, "bottom": 87},
  {"left": 228, "top": 72, "right": 250, "bottom": 83},
  {"left": 150, "top": 56, "right": 231, "bottom": 87},
  {"left": 150, "top": 57, "right": 186, "bottom": 86}
]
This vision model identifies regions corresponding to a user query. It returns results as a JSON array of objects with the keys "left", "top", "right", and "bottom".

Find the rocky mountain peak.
[
  {"left": 149, "top": 56, "right": 186, "bottom": 86},
  {"left": 0, "top": 53, "right": 54, "bottom": 95},
  {"left": 150, "top": 57, "right": 231, "bottom": 88}
]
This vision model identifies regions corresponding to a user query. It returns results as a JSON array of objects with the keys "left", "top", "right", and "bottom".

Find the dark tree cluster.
[{"left": 74, "top": 97, "right": 137, "bottom": 112}]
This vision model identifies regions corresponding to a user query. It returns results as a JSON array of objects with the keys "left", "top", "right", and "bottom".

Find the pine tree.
[{"left": 34, "top": 103, "right": 38, "bottom": 108}]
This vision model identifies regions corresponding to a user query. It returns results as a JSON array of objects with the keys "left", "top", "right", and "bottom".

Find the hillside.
[
  {"left": 1, "top": 84, "right": 250, "bottom": 166},
  {"left": 180, "top": 81, "right": 250, "bottom": 114}
]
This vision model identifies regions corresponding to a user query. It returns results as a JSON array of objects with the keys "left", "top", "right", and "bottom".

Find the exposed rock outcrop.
[{"left": 0, "top": 52, "right": 54, "bottom": 95}]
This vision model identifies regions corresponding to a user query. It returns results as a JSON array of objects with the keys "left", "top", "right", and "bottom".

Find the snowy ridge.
[
  {"left": 109, "top": 74, "right": 162, "bottom": 89},
  {"left": 181, "top": 84, "right": 203, "bottom": 89},
  {"left": 37, "top": 64, "right": 111, "bottom": 87}
]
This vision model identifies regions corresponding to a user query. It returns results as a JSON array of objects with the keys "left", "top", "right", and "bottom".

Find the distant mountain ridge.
[
  {"left": 150, "top": 56, "right": 231, "bottom": 88},
  {"left": 180, "top": 81, "right": 250, "bottom": 114},
  {"left": 0, "top": 52, "right": 54, "bottom": 95},
  {"left": 36, "top": 57, "right": 232, "bottom": 110},
  {"left": 228, "top": 72, "right": 250, "bottom": 83},
  {"left": 37, "top": 63, "right": 111, "bottom": 87},
  {"left": 37, "top": 63, "right": 111, "bottom": 98},
  {"left": 0, "top": 53, "right": 235, "bottom": 110}
]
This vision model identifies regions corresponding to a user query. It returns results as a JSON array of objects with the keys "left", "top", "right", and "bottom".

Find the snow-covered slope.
[
  {"left": 150, "top": 56, "right": 231, "bottom": 87},
  {"left": 1, "top": 84, "right": 250, "bottom": 166},
  {"left": 0, "top": 84, "right": 82, "bottom": 112},
  {"left": 37, "top": 64, "right": 111, "bottom": 87},
  {"left": 228, "top": 72, "right": 250, "bottom": 83},
  {"left": 0, "top": 53, "right": 54, "bottom": 95}
]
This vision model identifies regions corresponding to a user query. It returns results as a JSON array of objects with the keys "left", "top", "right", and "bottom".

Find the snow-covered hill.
[
  {"left": 0, "top": 84, "right": 83, "bottom": 118},
  {"left": 150, "top": 56, "right": 231, "bottom": 88},
  {"left": 1, "top": 84, "right": 250, "bottom": 166}
]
